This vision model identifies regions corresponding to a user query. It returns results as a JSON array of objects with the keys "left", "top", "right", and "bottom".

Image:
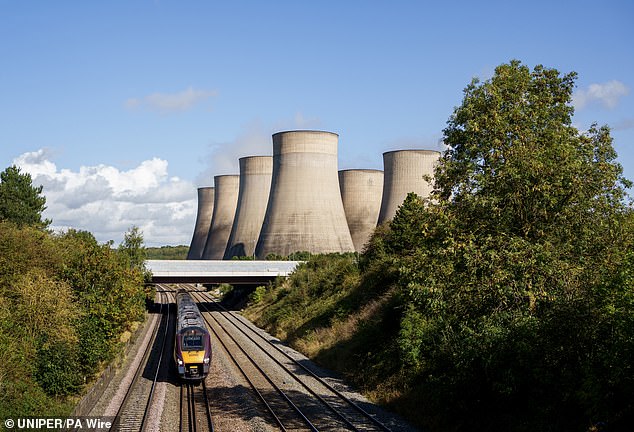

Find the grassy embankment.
[{"left": 243, "top": 252, "right": 410, "bottom": 420}]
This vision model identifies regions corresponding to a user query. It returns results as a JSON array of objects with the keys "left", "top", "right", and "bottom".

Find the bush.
[
  {"left": 218, "top": 283, "right": 234, "bottom": 299},
  {"left": 35, "top": 341, "right": 83, "bottom": 396},
  {"left": 249, "top": 285, "right": 267, "bottom": 304}
]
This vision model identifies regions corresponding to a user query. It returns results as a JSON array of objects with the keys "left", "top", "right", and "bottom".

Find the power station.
[
  {"left": 338, "top": 169, "right": 384, "bottom": 253},
  {"left": 201, "top": 175, "right": 240, "bottom": 260},
  {"left": 255, "top": 130, "right": 355, "bottom": 258},
  {"left": 224, "top": 156, "right": 273, "bottom": 259},
  {"left": 186, "top": 131, "right": 441, "bottom": 260},
  {"left": 186, "top": 187, "right": 214, "bottom": 260},
  {"left": 377, "top": 150, "right": 440, "bottom": 224}
]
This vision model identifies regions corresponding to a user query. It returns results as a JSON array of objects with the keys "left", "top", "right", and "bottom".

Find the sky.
[{"left": 1, "top": 1, "right": 633, "bottom": 247}]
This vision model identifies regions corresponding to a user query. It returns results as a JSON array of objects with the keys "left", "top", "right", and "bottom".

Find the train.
[{"left": 174, "top": 290, "right": 212, "bottom": 380}]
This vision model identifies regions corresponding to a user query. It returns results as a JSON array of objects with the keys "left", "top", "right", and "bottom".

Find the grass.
[{"left": 242, "top": 253, "right": 417, "bottom": 425}]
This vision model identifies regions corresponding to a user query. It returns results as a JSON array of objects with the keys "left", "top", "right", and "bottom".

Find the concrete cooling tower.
[
  {"left": 377, "top": 150, "right": 441, "bottom": 224},
  {"left": 201, "top": 175, "right": 240, "bottom": 260},
  {"left": 224, "top": 156, "right": 273, "bottom": 259},
  {"left": 255, "top": 130, "right": 355, "bottom": 258},
  {"left": 186, "top": 187, "right": 215, "bottom": 260},
  {"left": 338, "top": 169, "right": 384, "bottom": 253}
]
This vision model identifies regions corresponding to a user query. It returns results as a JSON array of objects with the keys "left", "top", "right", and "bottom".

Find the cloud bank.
[
  {"left": 126, "top": 86, "right": 217, "bottom": 113},
  {"left": 14, "top": 149, "right": 196, "bottom": 246},
  {"left": 573, "top": 80, "right": 629, "bottom": 110}
]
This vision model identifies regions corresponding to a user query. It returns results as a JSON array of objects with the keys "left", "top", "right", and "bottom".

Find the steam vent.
[
  {"left": 224, "top": 156, "right": 273, "bottom": 259},
  {"left": 338, "top": 169, "right": 384, "bottom": 253},
  {"left": 255, "top": 130, "right": 355, "bottom": 258},
  {"left": 201, "top": 175, "right": 240, "bottom": 260},
  {"left": 377, "top": 149, "right": 441, "bottom": 224},
  {"left": 186, "top": 187, "right": 215, "bottom": 260}
]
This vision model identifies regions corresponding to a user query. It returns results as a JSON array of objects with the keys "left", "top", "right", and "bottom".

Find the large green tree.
[
  {"left": 391, "top": 61, "right": 633, "bottom": 431},
  {"left": 436, "top": 60, "right": 630, "bottom": 241},
  {"left": 0, "top": 165, "right": 51, "bottom": 229}
]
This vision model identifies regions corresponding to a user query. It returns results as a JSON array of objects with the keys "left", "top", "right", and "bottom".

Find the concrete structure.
[
  {"left": 378, "top": 150, "right": 441, "bottom": 224},
  {"left": 255, "top": 130, "right": 355, "bottom": 258},
  {"left": 186, "top": 187, "right": 215, "bottom": 260},
  {"left": 146, "top": 260, "right": 300, "bottom": 285},
  {"left": 338, "top": 169, "right": 384, "bottom": 252},
  {"left": 224, "top": 156, "right": 273, "bottom": 259},
  {"left": 201, "top": 175, "right": 240, "bottom": 260}
]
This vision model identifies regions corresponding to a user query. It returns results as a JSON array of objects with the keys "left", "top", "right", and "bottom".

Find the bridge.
[{"left": 145, "top": 260, "right": 301, "bottom": 285}]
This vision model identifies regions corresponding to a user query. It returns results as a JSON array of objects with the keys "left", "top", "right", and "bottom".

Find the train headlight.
[
  {"left": 177, "top": 359, "right": 183, "bottom": 366},
  {"left": 203, "top": 357, "right": 210, "bottom": 364}
]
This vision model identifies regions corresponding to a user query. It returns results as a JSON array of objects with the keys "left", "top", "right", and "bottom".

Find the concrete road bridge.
[{"left": 145, "top": 260, "right": 301, "bottom": 285}]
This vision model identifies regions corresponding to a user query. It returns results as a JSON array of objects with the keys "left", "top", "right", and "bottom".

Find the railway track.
[
  {"left": 109, "top": 287, "right": 173, "bottom": 432},
  {"left": 190, "top": 289, "right": 392, "bottom": 432},
  {"left": 180, "top": 380, "right": 215, "bottom": 432}
]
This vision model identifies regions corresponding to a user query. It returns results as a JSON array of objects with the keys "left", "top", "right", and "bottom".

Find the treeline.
[
  {"left": 0, "top": 166, "right": 150, "bottom": 418},
  {"left": 244, "top": 61, "right": 634, "bottom": 431},
  {"left": 145, "top": 245, "right": 189, "bottom": 260}
]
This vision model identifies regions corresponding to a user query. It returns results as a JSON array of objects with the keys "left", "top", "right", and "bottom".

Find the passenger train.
[{"left": 174, "top": 290, "right": 212, "bottom": 380}]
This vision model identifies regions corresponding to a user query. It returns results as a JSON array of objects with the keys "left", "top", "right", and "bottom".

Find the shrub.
[
  {"left": 35, "top": 341, "right": 83, "bottom": 396},
  {"left": 249, "top": 285, "right": 267, "bottom": 304}
]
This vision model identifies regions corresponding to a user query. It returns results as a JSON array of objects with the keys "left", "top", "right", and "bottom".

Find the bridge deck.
[{"left": 145, "top": 260, "right": 301, "bottom": 284}]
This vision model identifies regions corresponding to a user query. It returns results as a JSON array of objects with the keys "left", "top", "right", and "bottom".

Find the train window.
[{"left": 183, "top": 334, "right": 203, "bottom": 350}]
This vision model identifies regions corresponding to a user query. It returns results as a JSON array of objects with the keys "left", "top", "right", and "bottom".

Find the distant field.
[{"left": 145, "top": 245, "right": 189, "bottom": 260}]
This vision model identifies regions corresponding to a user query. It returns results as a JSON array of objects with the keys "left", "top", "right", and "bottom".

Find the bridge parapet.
[{"left": 145, "top": 260, "right": 301, "bottom": 284}]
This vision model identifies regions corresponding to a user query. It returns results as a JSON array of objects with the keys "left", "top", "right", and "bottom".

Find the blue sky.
[{"left": 1, "top": 1, "right": 632, "bottom": 246}]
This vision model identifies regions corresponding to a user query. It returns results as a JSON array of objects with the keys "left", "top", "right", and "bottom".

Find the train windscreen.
[{"left": 182, "top": 332, "right": 204, "bottom": 350}]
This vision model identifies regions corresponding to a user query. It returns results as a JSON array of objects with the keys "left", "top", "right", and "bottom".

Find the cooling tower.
[
  {"left": 377, "top": 150, "right": 441, "bottom": 224},
  {"left": 201, "top": 175, "right": 240, "bottom": 260},
  {"left": 186, "top": 187, "right": 215, "bottom": 260},
  {"left": 338, "top": 169, "right": 384, "bottom": 252},
  {"left": 255, "top": 130, "right": 355, "bottom": 258},
  {"left": 224, "top": 156, "right": 273, "bottom": 259}
]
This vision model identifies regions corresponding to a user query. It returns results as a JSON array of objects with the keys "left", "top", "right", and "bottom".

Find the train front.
[{"left": 175, "top": 326, "right": 211, "bottom": 380}]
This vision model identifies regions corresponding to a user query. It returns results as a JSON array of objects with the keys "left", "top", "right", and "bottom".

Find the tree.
[
  {"left": 119, "top": 225, "right": 147, "bottom": 270},
  {"left": 0, "top": 165, "right": 51, "bottom": 229},
  {"left": 387, "top": 192, "right": 427, "bottom": 253},
  {"left": 58, "top": 228, "right": 146, "bottom": 371},
  {"left": 437, "top": 60, "right": 631, "bottom": 240},
  {"left": 391, "top": 60, "right": 633, "bottom": 431}
]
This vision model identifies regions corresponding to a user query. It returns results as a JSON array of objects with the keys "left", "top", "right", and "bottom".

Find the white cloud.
[
  {"left": 573, "top": 80, "right": 630, "bottom": 110},
  {"left": 13, "top": 150, "right": 196, "bottom": 247},
  {"left": 125, "top": 86, "right": 217, "bottom": 113}
]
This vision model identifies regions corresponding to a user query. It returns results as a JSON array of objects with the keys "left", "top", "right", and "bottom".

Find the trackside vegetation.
[
  {"left": 244, "top": 61, "right": 634, "bottom": 431},
  {"left": 0, "top": 166, "right": 150, "bottom": 418}
]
